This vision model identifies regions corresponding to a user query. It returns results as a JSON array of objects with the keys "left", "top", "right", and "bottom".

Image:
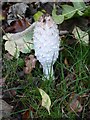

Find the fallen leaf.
[
  {"left": 22, "top": 109, "right": 30, "bottom": 120},
  {"left": 10, "top": 18, "right": 30, "bottom": 33},
  {"left": 24, "top": 55, "right": 37, "bottom": 74},
  {"left": 7, "top": 3, "right": 29, "bottom": 25},
  {"left": 69, "top": 93, "right": 82, "bottom": 113},
  {"left": 64, "top": 58, "right": 69, "bottom": 67},
  {"left": 72, "top": 26, "right": 89, "bottom": 45},
  {"left": 3, "top": 22, "right": 36, "bottom": 58},
  {"left": 22, "top": 106, "right": 35, "bottom": 120},
  {"left": 5, "top": 41, "right": 20, "bottom": 58},
  {"left": 0, "top": 99, "right": 13, "bottom": 119},
  {"left": 38, "top": 88, "right": 51, "bottom": 115}
]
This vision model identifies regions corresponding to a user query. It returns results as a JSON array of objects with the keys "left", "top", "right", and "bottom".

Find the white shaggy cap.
[{"left": 33, "top": 14, "right": 60, "bottom": 79}]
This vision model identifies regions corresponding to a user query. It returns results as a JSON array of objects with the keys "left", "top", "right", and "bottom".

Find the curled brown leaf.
[{"left": 24, "top": 55, "right": 37, "bottom": 74}]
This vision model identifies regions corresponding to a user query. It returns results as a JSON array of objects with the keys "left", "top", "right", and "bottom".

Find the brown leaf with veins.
[{"left": 24, "top": 55, "right": 37, "bottom": 74}]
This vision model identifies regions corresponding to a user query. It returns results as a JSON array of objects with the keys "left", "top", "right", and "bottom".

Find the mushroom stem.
[{"left": 43, "top": 64, "right": 54, "bottom": 80}]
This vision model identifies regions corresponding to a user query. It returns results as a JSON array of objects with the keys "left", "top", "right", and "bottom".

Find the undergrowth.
[{"left": 2, "top": 31, "right": 90, "bottom": 120}]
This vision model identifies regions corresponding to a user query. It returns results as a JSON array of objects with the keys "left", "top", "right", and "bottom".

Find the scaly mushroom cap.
[{"left": 33, "top": 14, "right": 60, "bottom": 79}]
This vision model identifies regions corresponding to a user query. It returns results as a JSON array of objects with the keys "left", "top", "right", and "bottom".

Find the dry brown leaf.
[
  {"left": 64, "top": 58, "right": 69, "bottom": 67},
  {"left": 5, "top": 18, "right": 30, "bottom": 33},
  {"left": 22, "top": 106, "right": 35, "bottom": 120},
  {"left": 69, "top": 93, "right": 83, "bottom": 113},
  {"left": 24, "top": 55, "right": 37, "bottom": 74},
  {"left": 22, "top": 109, "right": 30, "bottom": 120},
  {"left": 0, "top": 99, "right": 13, "bottom": 119}
]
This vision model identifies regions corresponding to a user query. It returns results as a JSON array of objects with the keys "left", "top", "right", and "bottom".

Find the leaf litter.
[{"left": 1, "top": 1, "right": 90, "bottom": 120}]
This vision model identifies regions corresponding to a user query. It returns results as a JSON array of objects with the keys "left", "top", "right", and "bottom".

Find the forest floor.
[{"left": 1, "top": 1, "right": 90, "bottom": 120}]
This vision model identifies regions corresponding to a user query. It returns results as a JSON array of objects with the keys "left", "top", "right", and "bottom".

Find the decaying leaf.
[
  {"left": 22, "top": 109, "right": 30, "bottom": 120},
  {"left": 7, "top": 3, "right": 29, "bottom": 25},
  {"left": 24, "top": 54, "right": 37, "bottom": 74},
  {"left": 22, "top": 106, "right": 35, "bottom": 120},
  {"left": 0, "top": 99, "right": 13, "bottom": 119},
  {"left": 3, "top": 22, "right": 36, "bottom": 58},
  {"left": 3, "top": 18, "right": 30, "bottom": 33},
  {"left": 9, "top": 18, "right": 30, "bottom": 33},
  {"left": 69, "top": 93, "right": 82, "bottom": 113},
  {"left": 38, "top": 88, "right": 51, "bottom": 115},
  {"left": 72, "top": 26, "right": 89, "bottom": 45},
  {"left": 64, "top": 58, "right": 69, "bottom": 67}
]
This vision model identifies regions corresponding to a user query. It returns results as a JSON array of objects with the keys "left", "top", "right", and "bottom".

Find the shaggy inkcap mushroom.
[{"left": 33, "top": 14, "right": 60, "bottom": 80}]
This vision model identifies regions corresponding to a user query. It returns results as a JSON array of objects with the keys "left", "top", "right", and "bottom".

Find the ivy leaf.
[
  {"left": 71, "top": 0, "right": 86, "bottom": 16},
  {"left": 72, "top": 26, "right": 89, "bottom": 45},
  {"left": 61, "top": 5, "right": 76, "bottom": 20},
  {"left": 3, "top": 22, "right": 36, "bottom": 58},
  {"left": 38, "top": 88, "right": 51, "bottom": 115},
  {"left": 52, "top": 5, "right": 64, "bottom": 24},
  {"left": 71, "top": 0, "right": 86, "bottom": 11},
  {"left": 5, "top": 41, "right": 19, "bottom": 58}
]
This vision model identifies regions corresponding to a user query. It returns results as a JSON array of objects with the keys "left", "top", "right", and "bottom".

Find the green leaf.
[
  {"left": 5, "top": 41, "right": 20, "bottom": 58},
  {"left": 3, "top": 22, "right": 36, "bottom": 58},
  {"left": 33, "top": 10, "right": 45, "bottom": 21},
  {"left": 71, "top": 0, "right": 86, "bottom": 11},
  {"left": 38, "top": 88, "right": 51, "bottom": 115},
  {"left": 61, "top": 5, "right": 76, "bottom": 19},
  {"left": 72, "top": 26, "right": 89, "bottom": 45},
  {"left": 52, "top": 5, "right": 64, "bottom": 24}
]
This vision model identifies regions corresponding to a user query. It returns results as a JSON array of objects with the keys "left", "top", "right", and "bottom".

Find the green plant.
[{"left": 52, "top": 0, "right": 90, "bottom": 24}]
